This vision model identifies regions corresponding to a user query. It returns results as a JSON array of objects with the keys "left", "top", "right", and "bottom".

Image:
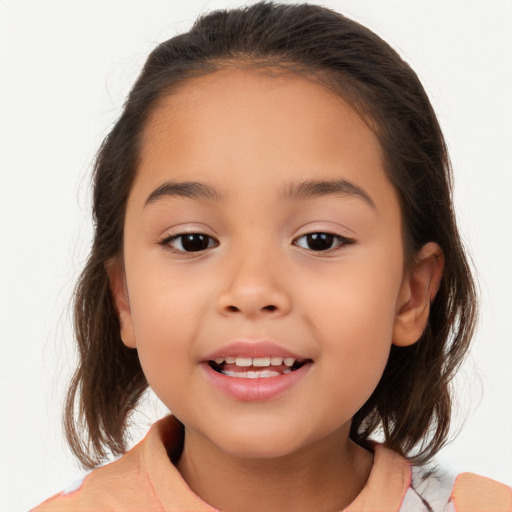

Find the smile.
[
  {"left": 208, "top": 356, "right": 307, "bottom": 378},
  {"left": 202, "top": 358, "right": 312, "bottom": 401}
]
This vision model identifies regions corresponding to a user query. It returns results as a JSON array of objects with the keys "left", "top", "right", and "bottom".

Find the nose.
[{"left": 216, "top": 247, "right": 292, "bottom": 319}]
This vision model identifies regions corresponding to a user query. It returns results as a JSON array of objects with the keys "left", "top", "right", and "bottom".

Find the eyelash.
[
  {"left": 294, "top": 232, "right": 355, "bottom": 252},
  {"left": 159, "top": 233, "right": 219, "bottom": 253},
  {"left": 159, "top": 231, "right": 354, "bottom": 254}
]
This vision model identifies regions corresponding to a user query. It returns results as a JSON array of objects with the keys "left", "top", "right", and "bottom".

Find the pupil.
[
  {"left": 182, "top": 234, "right": 208, "bottom": 251},
  {"left": 307, "top": 233, "right": 333, "bottom": 251}
]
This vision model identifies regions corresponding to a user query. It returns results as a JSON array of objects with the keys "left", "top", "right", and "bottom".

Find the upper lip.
[{"left": 203, "top": 340, "right": 308, "bottom": 361}]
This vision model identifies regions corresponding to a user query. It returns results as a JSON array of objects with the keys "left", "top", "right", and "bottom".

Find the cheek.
[
  {"left": 311, "top": 300, "right": 393, "bottom": 422},
  {"left": 125, "top": 270, "right": 204, "bottom": 393},
  {"left": 300, "top": 254, "right": 402, "bottom": 405},
  {"left": 302, "top": 254, "right": 402, "bottom": 340},
  {"left": 129, "top": 258, "right": 209, "bottom": 331}
]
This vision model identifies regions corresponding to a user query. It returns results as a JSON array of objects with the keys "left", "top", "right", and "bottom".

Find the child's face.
[{"left": 112, "top": 68, "right": 430, "bottom": 459}]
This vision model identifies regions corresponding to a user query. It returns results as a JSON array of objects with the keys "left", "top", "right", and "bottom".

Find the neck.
[{"left": 176, "top": 425, "right": 373, "bottom": 512}]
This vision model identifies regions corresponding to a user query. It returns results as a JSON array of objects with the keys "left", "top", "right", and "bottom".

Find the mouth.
[
  {"left": 202, "top": 345, "right": 313, "bottom": 400},
  {"left": 207, "top": 356, "right": 310, "bottom": 378}
]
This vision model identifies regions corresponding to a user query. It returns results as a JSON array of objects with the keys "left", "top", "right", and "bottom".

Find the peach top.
[{"left": 32, "top": 416, "right": 512, "bottom": 512}]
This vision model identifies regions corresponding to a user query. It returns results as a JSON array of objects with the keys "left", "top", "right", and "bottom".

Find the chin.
[
  {"left": 215, "top": 431, "right": 304, "bottom": 460},
  {"left": 201, "top": 414, "right": 317, "bottom": 460}
]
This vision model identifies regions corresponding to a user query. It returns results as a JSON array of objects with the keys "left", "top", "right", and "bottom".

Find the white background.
[{"left": 1, "top": 1, "right": 511, "bottom": 510}]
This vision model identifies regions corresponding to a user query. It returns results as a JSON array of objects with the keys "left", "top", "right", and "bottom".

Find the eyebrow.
[
  {"left": 144, "top": 178, "right": 375, "bottom": 209},
  {"left": 145, "top": 181, "right": 222, "bottom": 206},
  {"left": 282, "top": 179, "right": 376, "bottom": 209}
]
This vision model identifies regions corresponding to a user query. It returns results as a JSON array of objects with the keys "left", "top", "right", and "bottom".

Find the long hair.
[{"left": 64, "top": 1, "right": 477, "bottom": 468}]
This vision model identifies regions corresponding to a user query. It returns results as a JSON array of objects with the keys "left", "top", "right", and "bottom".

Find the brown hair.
[{"left": 65, "top": 1, "right": 477, "bottom": 468}]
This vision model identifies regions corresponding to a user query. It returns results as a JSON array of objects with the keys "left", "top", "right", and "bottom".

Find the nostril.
[{"left": 222, "top": 304, "right": 280, "bottom": 314}]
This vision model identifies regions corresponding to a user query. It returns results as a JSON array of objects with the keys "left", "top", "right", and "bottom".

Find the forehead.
[
  {"left": 135, "top": 67, "right": 396, "bottom": 213},
  {"left": 142, "top": 67, "right": 380, "bottom": 159}
]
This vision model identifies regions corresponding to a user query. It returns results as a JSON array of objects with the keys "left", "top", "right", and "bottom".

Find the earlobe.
[
  {"left": 106, "top": 258, "right": 137, "bottom": 349},
  {"left": 392, "top": 242, "right": 444, "bottom": 347}
]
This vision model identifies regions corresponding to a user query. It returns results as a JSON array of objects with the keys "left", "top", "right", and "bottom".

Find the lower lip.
[{"left": 201, "top": 362, "right": 312, "bottom": 401}]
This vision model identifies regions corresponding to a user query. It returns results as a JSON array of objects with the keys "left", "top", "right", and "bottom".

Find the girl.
[{"left": 26, "top": 1, "right": 511, "bottom": 511}]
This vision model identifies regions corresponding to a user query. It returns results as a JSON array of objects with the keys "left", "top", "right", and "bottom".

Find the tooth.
[
  {"left": 261, "top": 370, "right": 280, "bottom": 378},
  {"left": 223, "top": 370, "right": 281, "bottom": 378},
  {"left": 214, "top": 358, "right": 224, "bottom": 364},
  {"left": 235, "top": 357, "right": 252, "bottom": 367},
  {"left": 225, "top": 357, "right": 236, "bottom": 364},
  {"left": 253, "top": 357, "right": 271, "bottom": 367},
  {"left": 283, "top": 358, "right": 295, "bottom": 367},
  {"left": 283, "top": 368, "right": 292, "bottom": 374},
  {"left": 270, "top": 357, "right": 283, "bottom": 366}
]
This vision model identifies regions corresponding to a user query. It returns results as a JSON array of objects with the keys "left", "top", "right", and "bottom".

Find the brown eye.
[
  {"left": 294, "top": 232, "right": 353, "bottom": 252},
  {"left": 166, "top": 233, "right": 218, "bottom": 252}
]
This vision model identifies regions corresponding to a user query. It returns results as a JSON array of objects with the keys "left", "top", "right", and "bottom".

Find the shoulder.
[
  {"left": 346, "top": 444, "right": 511, "bottom": 512},
  {"left": 406, "top": 464, "right": 512, "bottom": 512},
  {"left": 30, "top": 416, "right": 214, "bottom": 512},
  {"left": 30, "top": 418, "right": 171, "bottom": 512},
  {"left": 29, "top": 439, "right": 162, "bottom": 512},
  {"left": 450, "top": 472, "right": 512, "bottom": 512}
]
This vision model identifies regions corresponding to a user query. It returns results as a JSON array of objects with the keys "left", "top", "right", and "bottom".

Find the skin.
[{"left": 109, "top": 68, "right": 444, "bottom": 512}]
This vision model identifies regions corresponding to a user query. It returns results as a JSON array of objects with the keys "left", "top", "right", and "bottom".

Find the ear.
[
  {"left": 106, "top": 258, "right": 137, "bottom": 349},
  {"left": 392, "top": 242, "right": 444, "bottom": 347}
]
